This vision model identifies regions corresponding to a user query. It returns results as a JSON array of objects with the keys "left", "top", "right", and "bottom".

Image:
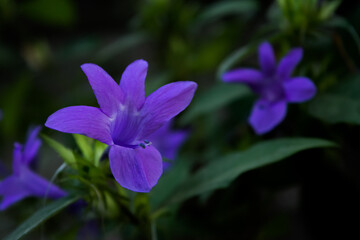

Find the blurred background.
[{"left": 1, "top": 0, "right": 360, "bottom": 239}]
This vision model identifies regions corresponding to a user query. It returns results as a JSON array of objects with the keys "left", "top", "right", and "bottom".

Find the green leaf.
[
  {"left": 4, "top": 194, "right": 81, "bottom": 240},
  {"left": 308, "top": 74, "right": 360, "bottom": 124},
  {"left": 165, "top": 138, "right": 335, "bottom": 205},
  {"left": 42, "top": 134, "right": 76, "bottom": 167},
  {"left": 308, "top": 94, "right": 360, "bottom": 124},
  {"left": 94, "top": 141, "right": 108, "bottom": 167},
  {"left": 149, "top": 159, "right": 191, "bottom": 210},
  {"left": 217, "top": 43, "right": 258, "bottom": 80},
  {"left": 326, "top": 17, "right": 360, "bottom": 56},
  {"left": 20, "top": 0, "right": 76, "bottom": 26},
  {"left": 95, "top": 32, "right": 148, "bottom": 62},
  {"left": 73, "top": 134, "right": 93, "bottom": 162},
  {"left": 193, "top": 0, "right": 258, "bottom": 29},
  {"left": 0, "top": 77, "right": 30, "bottom": 138},
  {"left": 318, "top": 0, "right": 341, "bottom": 21},
  {"left": 180, "top": 83, "right": 251, "bottom": 124}
]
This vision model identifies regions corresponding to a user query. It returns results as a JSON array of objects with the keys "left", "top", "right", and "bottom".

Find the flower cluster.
[
  {"left": 1, "top": 42, "right": 315, "bottom": 205},
  {"left": 222, "top": 42, "right": 316, "bottom": 134},
  {"left": 0, "top": 127, "right": 65, "bottom": 210},
  {"left": 45, "top": 60, "right": 197, "bottom": 192}
]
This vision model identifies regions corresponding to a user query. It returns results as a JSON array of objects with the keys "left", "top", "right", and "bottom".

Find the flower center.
[
  {"left": 259, "top": 76, "right": 285, "bottom": 102},
  {"left": 110, "top": 105, "right": 144, "bottom": 148}
]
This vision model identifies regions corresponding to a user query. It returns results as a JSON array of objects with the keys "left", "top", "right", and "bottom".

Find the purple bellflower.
[
  {"left": 45, "top": 60, "right": 197, "bottom": 192},
  {"left": 222, "top": 42, "right": 316, "bottom": 134},
  {"left": 0, "top": 126, "right": 66, "bottom": 210},
  {"left": 148, "top": 121, "right": 188, "bottom": 170}
]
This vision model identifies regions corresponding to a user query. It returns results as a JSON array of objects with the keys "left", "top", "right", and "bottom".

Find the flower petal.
[
  {"left": 222, "top": 68, "right": 263, "bottom": 85},
  {"left": 249, "top": 100, "right": 287, "bottom": 134},
  {"left": 23, "top": 126, "right": 42, "bottom": 165},
  {"left": 45, "top": 106, "right": 113, "bottom": 145},
  {"left": 259, "top": 42, "right": 276, "bottom": 76},
  {"left": 148, "top": 122, "right": 188, "bottom": 160},
  {"left": 0, "top": 176, "right": 29, "bottom": 210},
  {"left": 109, "top": 145, "right": 163, "bottom": 192},
  {"left": 81, "top": 63, "right": 124, "bottom": 117},
  {"left": 277, "top": 48, "right": 303, "bottom": 80},
  {"left": 12, "top": 143, "right": 23, "bottom": 174},
  {"left": 140, "top": 81, "right": 197, "bottom": 138},
  {"left": 119, "top": 59, "right": 148, "bottom": 109},
  {"left": 283, "top": 77, "right": 316, "bottom": 102},
  {"left": 21, "top": 167, "right": 66, "bottom": 198}
]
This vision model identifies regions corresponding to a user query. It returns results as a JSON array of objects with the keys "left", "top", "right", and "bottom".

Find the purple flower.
[
  {"left": 148, "top": 121, "right": 188, "bottom": 170},
  {"left": 45, "top": 60, "right": 197, "bottom": 192},
  {"left": 0, "top": 126, "right": 66, "bottom": 210},
  {"left": 222, "top": 42, "right": 316, "bottom": 134}
]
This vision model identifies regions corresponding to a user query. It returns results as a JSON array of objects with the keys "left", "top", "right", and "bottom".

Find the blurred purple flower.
[
  {"left": 148, "top": 121, "right": 188, "bottom": 170},
  {"left": 222, "top": 42, "right": 316, "bottom": 134},
  {"left": 0, "top": 126, "right": 66, "bottom": 210},
  {"left": 45, "top": 60, "right": 197, "bottom": 192}
]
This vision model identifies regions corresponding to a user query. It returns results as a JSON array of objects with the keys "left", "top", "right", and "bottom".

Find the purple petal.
[
  {"left": 283, "top": 77, "right": 316, "bottom": 102},
  {"left": 45, "top": 106, "right": 113, "bottom": 145},
  {"left": 258, "top": 42, "right": 276, "bottom": 75},
  {"left": 0, "top": 176, "right": 29, "bottom": 210},
  {"left": 23, "top": 126, "right": 42, "bottom": 165},
  {"left": 140, "top": 81, "right": 197, "bottom": 138},
  {"left": 119, "top": 59, "right": 148, "bottom": 109},
  {"left": 109, "top": 145, "right": 163, "bottom": 192},
  {"left": 148, "top": 122, "right": 188, "bottom": 160},
  {"left": 12, "top": 143, "right": 23, "bottom": 175},
  {"left": 21, "top": 167, "right": 66, "bottom": 198},
  {"left": 222, "top": 68, "right": 263, "bottom": 85},
  {"left": 249, "top": 100, "right": 287, "bottom": 134},
  {"left": 81, "top": 63, "right": 124, "bottom": 117},
  {"left": 277, "top": 48, "right": 303, "bottom": 80}
]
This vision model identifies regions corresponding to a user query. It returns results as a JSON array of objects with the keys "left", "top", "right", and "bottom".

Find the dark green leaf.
[
  {"left": 217, "top": 43, "right": 258, "bottom": 80},
  {"left": 21, "top": 0, "right": 76, "bottom": 26},
  {"left": 165, "top": 138, "right": 335, "bottom": 204},
  {"left": 95, "top": 32, "right": 148, "bottom": 62},
  {"left": 149, "top": 159, "right": 191, "bottom": 210},
  {"left": 308, "top": 94, "right": 360, "bottom": 124},
  {"left": 193, "top": 0, "right": 258, "bottom": 29},
  {"left": 4, "top": 194, "right": 81, "bottom": 240},
  {"left": 308, "top": 75, "right": 360, "bottom": 124},
  {"left": 326, "top": 17, "right": 360, "bottom": 56},
  {"left": 180, "top": 83, "right": 251, "bottom": 124}
]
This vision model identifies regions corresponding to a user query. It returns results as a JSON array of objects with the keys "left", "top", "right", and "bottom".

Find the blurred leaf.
[
  {"left": 145, "top": 72, "right": 170, "bottom": 96},
  {"left": 42, "top": 134, "right": 76, "bottom": 167},
  {"left": 4, "top": 194, "right": 81, "bottom": 240},
  {"left": 180, "top": 83, "right": 251, "bottom": 124},
  {"left": 193, "top": 0, "right": 258, "bottom": 30},
  {"left": 326, "top": 17, "right": 360, "bottom": 56},
  {"left": 165, "top": 138, "right": 335, "bottom": 204},
  {"left": 308, "top": 94, "right": 360, "bottom": 124},
  {"left": 308, "top": 74, "right": 360, "bottom": 124},
  {"left": 95, "top": 32, "right": 149, "bottom": 62},
  {"left": 94, "top": 141, "right": 108, "bottom": 167},
  {"left": 318, "top": 0, "right": 341, "bottom": 21},
  {"left": 20, "top": 0, "right": 76, "bottom": 26},
  {"left": 0, "top": 77, "right": 30, "bottom": 138},
  {"left": 149, "top": 159, "right": 191, "bottom": 210},
  {"left": 73, "top": 134, "right": 93, "bottom": 162},
  {"left": 217, "top": 42, "right": 258, "bottom": 79}
]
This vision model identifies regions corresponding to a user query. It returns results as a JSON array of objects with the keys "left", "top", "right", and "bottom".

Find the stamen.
[
  {"left": 139, "top": 143, "right": 146, "bottom": 149},
  {"left": 144, "top": 140, "right": 150, "bottom": 144}
]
